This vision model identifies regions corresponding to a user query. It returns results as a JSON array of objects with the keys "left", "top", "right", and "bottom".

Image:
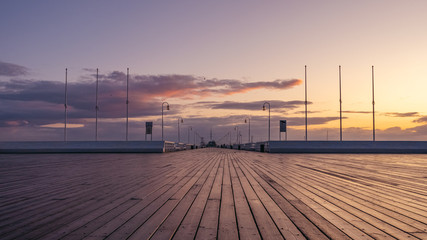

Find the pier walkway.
[{"left": 0, "top": 149, "right": 426, "bottom": 239}]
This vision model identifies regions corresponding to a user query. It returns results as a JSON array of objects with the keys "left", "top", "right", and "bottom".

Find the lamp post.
[
  {"left": 234, "top": 126, "right": 239, "bottom": 144},
  {"left": 244, "top": 117, "right": 251, "bottom": 143},
  {"left": 188, "top": 126, "right": 192, "bottom": 144},
  {"left": 178, "top": 117, "right": 184, "bottom": 143},
  {"left": 263, "top": 102, "right": 271, "bottom": 141},
  {"left": 162, "top": 102, "right": 169, "bottom": 141}
]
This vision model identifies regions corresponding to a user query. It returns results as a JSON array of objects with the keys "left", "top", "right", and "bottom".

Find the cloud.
[
  {"left": 342, "top": 111, "right": 371, "bottom": 114},
  {"left": 200, "top": 100, "right": 312, "bottom": 111},
  {"left": 385, "top": 112, "right": 420, "bottom": 118},
  {"left": 0, "top": 61, "right": 29, "bottom": 76},
  {"left": 0, "top": 71, "right": 302, "bottom": 135},
  {"left": 413, "top": 116, "right": 427, "bottom": 123},
  {"left": 293, "top": 110, "right": 321, "bottom": 114}
]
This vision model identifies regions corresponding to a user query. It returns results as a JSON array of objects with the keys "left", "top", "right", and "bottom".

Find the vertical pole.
[
  {"left": 162, "top": 106, "right": 164, "bottom": 141},
  {"left": 96, "top": 68, "right": 99, "bottom": 141},
  {"left": 372, "top": 65, "right": 375, "bottom": 142},
  {"left": 64, "top": 68, "right": 68, "bottom": 142},
  {"left": 268, "top": 103, "right": 271, "bottom": 141},
  {"left": 178, "top": 119, "right": 180, "bottom": 143},
  {"left": 339, "top": 65, "right": 342, "bottom": 142},
  {"left": 126, "top": 68, "right": 129, "bottom": 141},
  {"left": 305, "top": 65, "right": 308, "bottom": 141},
  {"left": 249, "top": 119, "right": 251, "bottom": 143}
]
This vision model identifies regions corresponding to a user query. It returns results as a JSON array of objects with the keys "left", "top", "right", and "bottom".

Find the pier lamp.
[
  {"left": 188, "top": 126, "right": 192, "bottom": 144},
  {"left": 178, "top": 117, "right": 184, "bottom": 143},
  {"left": 162, "top": 102, "right": 170, "bottom": 141},
  {"left": 263, "top": 102, "right": 271, "bottom": 141},
  {"left": 234, "top": 126, "right": 239, "bottom": 144},
  {"left": 244, "top": 117, "right": 251, "bottom": 143}
]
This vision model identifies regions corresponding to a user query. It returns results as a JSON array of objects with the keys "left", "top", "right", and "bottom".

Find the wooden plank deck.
[{"left": 0, "top": 149, "right": 426, "bottom": 239}]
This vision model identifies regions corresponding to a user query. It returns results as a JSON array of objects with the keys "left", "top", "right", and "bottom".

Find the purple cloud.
[
  {"left": 385, "top": 112, "right": 419, "bottom": 118},
  {"left": 0, "top": 61, "right": 29, "bottom": 76},
  {"left": 200, "top": 100, "right": 312, "bottom": 111}
]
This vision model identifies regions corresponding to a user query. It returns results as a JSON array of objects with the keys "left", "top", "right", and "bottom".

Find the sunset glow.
[{"left": 1, "top": 1, "right": 427, "bottom": 142}]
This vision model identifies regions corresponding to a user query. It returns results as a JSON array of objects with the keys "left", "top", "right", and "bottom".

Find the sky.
[{"left": 1, "top": 0, "right": 427, "bottom": 143}]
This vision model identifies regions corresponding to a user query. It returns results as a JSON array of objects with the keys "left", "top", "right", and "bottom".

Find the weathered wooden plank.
[
  {"left": 238, "top": 154, "right": 346, "bottom": 240},
  {"left": 148, "top": 156, "right": 220, "bottom": 239},
  {"left": 217, "top": 156, "right": 239, "bottom": 240},
  {"left": 228, "top": 154, "right": 261, "bottom": 239},
  {"left": 104, "top": 157, "right": 214, "bottom": 240},
  {"left": 245, "top": 157, "right": 379, "bottom": 240},
  {"left": 249, "top": 153, "right": 421, "bottom": 239},
  {"left": 231, "top": 156, "right": 284, "bottom": 239},
  {"left": 172, "top": 156, "right": 220, "bottom": 239},
  {"left": 195, "top": 158, "right": 224, "bottom": 240},
  {"left": 232, "top": 156, "right": 311, "bottom": 240}
]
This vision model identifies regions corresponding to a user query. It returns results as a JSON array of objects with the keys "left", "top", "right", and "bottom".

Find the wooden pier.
[{"left": 0, "top": 149, "right": 426, "bottom": 239}]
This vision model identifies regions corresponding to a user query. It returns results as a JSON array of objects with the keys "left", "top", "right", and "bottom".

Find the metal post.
[
  {"left": 178, "top": 117, "right": 183, "bottom": 143},
  {"left": 64, "top": 68, "right": 68, "bottom": 142},
  {"left": 249, "top": 118, "right": 251, "bottom": 143},
  {"left": 188, "top": 126, "right": 192, "bottom": 144},
  {"left": 372, "top": 65, "right": 375, "bottom": 142},
  {"left": 126, "top": 68, "right": 129, "bottom": 141},
  {"left": 268, "top": 105, "right": 270, "bottom": 141},
  {"left": 263, "top": 102, "right": 271, "bottom": 141},
  {"left": 161, "top": 102, "right": 169, "bottom": 141},
  {"left": 162, "top": 106, "right": 164, "bottom": 140},
  {"left": 339, "top": 65, "right": 342, "bottom": 142},
  {"left": 95, "top": 68, "right": 99, "bottom": 141},
  {"left": 244, "top": 117, "right": 250, "bottom": 143},
  {"left": 234, "top": 126, "right": 239, "bottom": 144},
  {"left": 305, "top": 65, "right": 308, "bottom": 141}
]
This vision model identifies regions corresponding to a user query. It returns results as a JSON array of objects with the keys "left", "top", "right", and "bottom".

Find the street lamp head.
[
  {"left": 262, "top": 105, "right": 266, "bottom": 111},
  {"left": 181, "top": 119, "right": 184, "bottom": 123},
  {"left": 167, "top": 105, "right": 170, "bottom": 110},
  {"left": 245, "top": 119, "right": 247, "bottom": 123}
]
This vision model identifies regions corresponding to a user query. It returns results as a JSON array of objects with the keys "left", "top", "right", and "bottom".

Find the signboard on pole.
[
  {"left": 280, "top": 120, "right": 287, "bottom": 132},
  {"left": 146, "top": 122, "right": 153, "bottom": 134}
]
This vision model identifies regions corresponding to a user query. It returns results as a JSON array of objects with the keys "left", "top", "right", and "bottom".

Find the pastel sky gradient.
[{"left": 1, "top": 0, "right": 427, "bottom": 142}]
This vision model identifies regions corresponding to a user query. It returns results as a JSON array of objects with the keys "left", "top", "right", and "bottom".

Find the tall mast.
[
  {"left": 96, "top": 68, "right": 99, "bottom": 141},
  {"left": 372, "top": 65, "right": 375, "bottom": 141},
  {"left": 64, "top": 68, "right": 68, "bottom": 142},
  {"left": 339, "top": 65, "right": 342, "bottom": 142},
  {"left": 126, "top": 68, "right": 129, "bottom": 141},
  {"left": 305, "top": 65, "right": 308, "bottom": 141}
]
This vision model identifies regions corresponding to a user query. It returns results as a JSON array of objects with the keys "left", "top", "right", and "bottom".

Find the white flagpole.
[{"left": 64, "top": 68, "right": 68, "bottom": 142}]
